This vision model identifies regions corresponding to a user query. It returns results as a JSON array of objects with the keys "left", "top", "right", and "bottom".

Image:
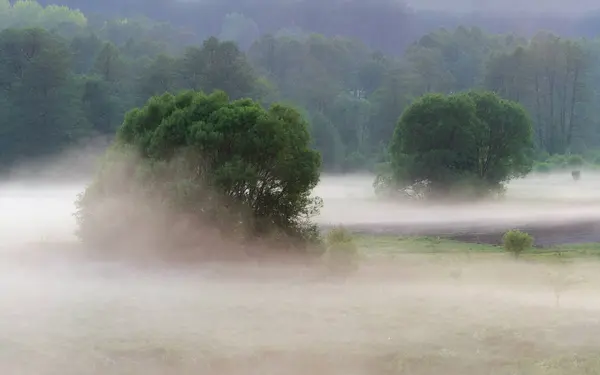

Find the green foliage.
[
  {"left": 323, "top": 226, "right": 359, "bottom": 274},
  {"left": 533, "top": 162, "right": 552, "bottom": 173},
  {"left": 0, "top": 27, "right": 91, "bottom": 167},
  {"left": 76, "top": 90, "right": 322, "bottom": 252},
  {"left": 0, "top": 0, "right": 87, "bottom": 30},
  {"left": 0, "top": 11, "right": 265, "bottom": 171},
  {"left": 502, "top": 230, "right": 534, "bottom": 258},
  {"left": 6, "top": 1, "right": 600, "bottom": 178},
  {"left": 181, "top": 37, "right": 259, "bottom": 100},
  {"left": 532, "top": 153, "right": 592, "bottom": 173},
  {"left": 567, "top": 154, "right": 584, "bottom": 167},
  {"left": 388, "top": 91, "right": 534, "bottom": 199}
]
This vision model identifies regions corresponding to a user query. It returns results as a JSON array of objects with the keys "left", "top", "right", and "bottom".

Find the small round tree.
[
  {"left": 75, "top": 90, "right": 322, "bottom": 254},
  {"left": 502, "top": 230, "right": 534, "bottom": 258},
  {"left": 387, "top": 91, "right": 534, "bottom": 199}
]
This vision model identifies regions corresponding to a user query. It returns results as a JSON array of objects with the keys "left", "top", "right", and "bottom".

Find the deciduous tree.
[
  {"left": 388, "top": 91, "right": 533, "bottom": 199},
  {"left": 76, "top": 90, "right": 322, "bottom": 251}
]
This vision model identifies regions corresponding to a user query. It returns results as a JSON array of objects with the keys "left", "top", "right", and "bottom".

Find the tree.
[
  {"left": 180, "top": 37, "right": 259, "bottom": 100},
  {"left": 484, "top": 33, "right": 588, "bottom": 154},
  {"left": 135, "top": 53, "right": 178, "bottom": 101},
  {"left": 92, "top": 42, "right": 125, "bottom": 82},
  {"left": 75, "top": 90, "right": 322, "bottom": 253},
  {"left": 0, "top": 28, "right": 91, "bottom": 169},
  {"left": 80, "top": 74, "right": 123, "bottom": 134},
  {"left": 466, "top": 91, "right": 534, "bottom": 186},
  {"left": 1, "top": 0, "right": 87, "bottom": 31},
  {"left": 387, "top": 91, "right": 534, "bottom": 199}
]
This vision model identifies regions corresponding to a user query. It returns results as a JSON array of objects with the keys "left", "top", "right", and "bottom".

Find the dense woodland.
[{"left": 3, "top": 0, "right": 600, "bottom": 173}]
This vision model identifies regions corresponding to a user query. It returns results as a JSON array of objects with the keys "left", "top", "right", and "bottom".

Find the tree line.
[{"left": 2, "top": 0, "right": 600, "bottom": 173}]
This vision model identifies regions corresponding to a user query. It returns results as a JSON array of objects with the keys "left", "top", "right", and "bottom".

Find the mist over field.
[
  {"left": 316, "top": 173, "right": 600, "bottom": 231},
  {"left": 5, "top": 172, "right": 600, "bottom": 250},
  {"left": 2, "top": 174, "right": 600, "bottom": 374}
]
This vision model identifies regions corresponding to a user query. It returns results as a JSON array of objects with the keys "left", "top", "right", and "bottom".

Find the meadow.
[{"left": 1, "top": 172, "right": 600, "bottom": 374}]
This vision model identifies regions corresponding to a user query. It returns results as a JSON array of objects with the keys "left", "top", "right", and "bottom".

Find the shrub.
[
  {"left": 547, "top": 154, "right": 567, "bottom": 165},
  {"left": 567, "top": 154, "right": 584, "bottom": 167},
  {"left": 323, "top": 226, "right": 359, "bottom": 274},
  {"left": 502, "top": 230, "right": 534, "bottom": 258},
  {"left": 533, "top": 162, "right": 551, "bottom": 173}
]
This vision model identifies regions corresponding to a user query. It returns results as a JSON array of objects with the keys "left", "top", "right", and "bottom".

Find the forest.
[{"left": 2, "top": 0, "right": 600, "bottom": 174}]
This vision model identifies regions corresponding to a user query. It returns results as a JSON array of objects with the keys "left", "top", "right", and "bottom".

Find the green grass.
[
  {"left": 355, "top": 235, "right": 498, "bottom": 254},
  {"left": 355, "top": 234, "right": 600, "bottom": 260}
]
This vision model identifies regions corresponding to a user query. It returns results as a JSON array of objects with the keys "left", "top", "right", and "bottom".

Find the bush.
[
  {"left": 502, "top": 230, "right": 534, "bottom": 258},
  {"left": 567, "top": 154, "right": 584, "bottom": 167},
  {"left": 533, "top": 162, "right": 551, "bottom": 173},
  {"left": 547, "top": 154, "right": 567, "bottom": 165},
  {"left": 323, "top": 226, "right": 359, "bottom": 274}
]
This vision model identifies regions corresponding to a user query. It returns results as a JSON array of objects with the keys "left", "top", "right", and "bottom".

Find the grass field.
[
  {"left": 354, "top": 234, "right": 600, "bottom": 259},
  {"left": 3, "top": 174, "right": 600, "bottom": 374},
  {"left": 5, "top": 233, "right": 600, "bottom": 374}
]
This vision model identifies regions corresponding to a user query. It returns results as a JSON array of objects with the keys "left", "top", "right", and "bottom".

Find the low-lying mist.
[
  {"left": 4, "top": 170, "right": 598, "bottom": 249},
  {"left": 316, "top": 172, "right": 600, "bottom": 230},
  {"left": 2, "top": 170, "right": 600, "bottom": 374}
]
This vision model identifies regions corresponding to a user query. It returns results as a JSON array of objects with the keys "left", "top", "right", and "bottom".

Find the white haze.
[
  {"left": 407, "top": 0, "right": 600, "bottom": 14},
  {"left": 2, "top": 171, "right": 600, "bottom": 373},
  {"left": 315, "top": 172, "right": 600, "bottom": 229}
]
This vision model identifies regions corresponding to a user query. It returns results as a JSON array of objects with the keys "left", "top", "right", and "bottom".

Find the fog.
[
  {"left": 2, "top": 173, "right": 600, "bottom": 373},
  {"left": 4, "top": 171, "right": 600, "bottom": 249},
  {"left": 407, "top": 0, "right": 600, "bottom": 14},
  {"left": 316, "top": 173, "right": 600, "bottom": 232}
]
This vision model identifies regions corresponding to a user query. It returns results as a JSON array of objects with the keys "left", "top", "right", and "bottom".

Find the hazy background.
[{"left": 407, "top": 0, "right": 600, "bottom": 13}]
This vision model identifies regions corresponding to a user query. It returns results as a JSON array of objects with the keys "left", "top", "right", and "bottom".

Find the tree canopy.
[
  {"left": 388, "top": 91, "right": 534, "bottom": 199},
  {"left": 75, "top": 90, "right": 322, "bottom": 252}
]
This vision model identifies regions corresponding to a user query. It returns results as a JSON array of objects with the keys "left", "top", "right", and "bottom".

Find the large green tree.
[
  {"left": 388, "top": 91, "right": 533, "bottom": 199},
  {"left": 75, "top": 90, "right": 322, "bottom": 253}
]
